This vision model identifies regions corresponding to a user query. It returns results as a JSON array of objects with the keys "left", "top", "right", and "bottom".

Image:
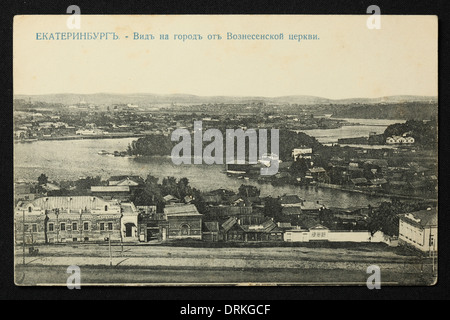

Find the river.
[
  {"left": 296, "top": 118, "right": 406, "bottom": 144},
  {"left": 14, "top": 118, "right": 403, "bottom": 208}
]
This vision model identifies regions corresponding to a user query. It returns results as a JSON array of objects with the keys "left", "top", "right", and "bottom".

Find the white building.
[
  {"left": 292, "top": 146, "right": 313, "bottom": 160},
  {"left": 386, "top": 136, "right": 415, "bottom": 144},
  {"left": 120, "top": 202, "right": 139, "bottom": 242},
  {"left": 284, "top": 225, "right": 390, "bottom": 244},
  {"left": 399, "top": 208, "right": 437, "bottom": 253},
  {"left": 76, "top": 129, "right": 104, "bottom": 136}
]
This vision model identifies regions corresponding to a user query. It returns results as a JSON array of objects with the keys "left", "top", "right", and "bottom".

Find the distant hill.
[
  {"left": 330, "top": 101, "right": 438, "bottom": 120},
  {"left": 14, "top": 93, "right": 437, "bottom": 107}
]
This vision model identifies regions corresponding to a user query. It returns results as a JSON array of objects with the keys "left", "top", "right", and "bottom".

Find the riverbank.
[
  {"left": 15, "top": 132, "right": 146, "bottom": 143},
  {"left": 317, "top": 183, "right": 437, "bottom": 203}
]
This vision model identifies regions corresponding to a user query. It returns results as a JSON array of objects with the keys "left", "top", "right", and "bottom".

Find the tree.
[
  {"left": 290, "top": 157, "right": 309, "bottom": 177},
  {"left": 38, "top": 173, "right": 48, "bottom": 186},
  {"left": 127, "top": 135, "right": 174, "bottom": 156},
  {"left": 75, "top": 176, "right": 102, "bottom": 193},
  {"left": 238, "top": 185, "right": 260, "bottom": 198},
  {"left": 263, "top": 197, "right": 284, "bottom": 222},
  {"left": 161, "top": 177, "right": 179, "bottom": 197},
  {"left": 367, "top": 200, "right": 427, "bottom": 237},
  {"left": 177, "top": 178, "right": 191, "bottom": 199}
]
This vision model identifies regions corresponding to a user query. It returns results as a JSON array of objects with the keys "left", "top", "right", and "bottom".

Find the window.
[
  {"left": 48, "top": 223, "right": 54, "bottom": 232},
  {"left": 60, "top": 223, "right": 66, "bottom": 231},
  {"left": 100, "top": 223, "right": 105, "bottom": 231},
  {"left": 84, "top": 237, "right": 89, "bottom": 241},
  {"left": 105, "top": 205, "right": 108, "bottom": 211},
  {"left": 32, "top": 224, "right": 37, "bottom": 233},
  {"left": 430, "top": 235, "right": 435, "bottom": 247},
  {"left": 73, "top": 238, "right": 78, "bottom": 242},
  {"left": 24, "top": 224, "right": 29, "bottom": 232},
  {"left": 83, "top": 222, "right": 89, "bottom": 231},
  {"left": 180, "top": 224, "right": 190, "bottom": 236},
  {"left": 72, "top": 223, "right": 78, "bottom": 231},
  {"left": 28, "top": 207, "right": 32, "bottom": 213},
  {"left": 108, "top": 222, "right": 113, "bottom": 231}
]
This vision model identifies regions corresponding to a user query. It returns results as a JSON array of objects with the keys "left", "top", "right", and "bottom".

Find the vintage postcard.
[{"left": 13, "top": 14, "right": 438, "bottom": 286}]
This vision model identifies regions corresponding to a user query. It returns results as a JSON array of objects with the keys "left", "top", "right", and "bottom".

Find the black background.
[{"left": 0, "top": 0, "right": 448, "bottom": 305}]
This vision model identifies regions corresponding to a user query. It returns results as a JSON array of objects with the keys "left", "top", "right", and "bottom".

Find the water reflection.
[{"left": 14, "top": 137, "right": 390, "bottom": 208}]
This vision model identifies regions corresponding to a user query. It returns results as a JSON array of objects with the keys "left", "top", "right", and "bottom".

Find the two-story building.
[
  {"left": 15, "top": 196, "right": 123, "bottom": 244},
  {"left": 399, "top": 208, "right": 437, "bottom": 253}
]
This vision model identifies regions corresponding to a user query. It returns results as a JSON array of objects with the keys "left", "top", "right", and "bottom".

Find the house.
[
  {"left": 307, "top": 167, "right": 328, "bottom": 183},
  {"left": 280, "top": 195, "right": 303, "bottom": 207},
  {"left": 163, "top": 204, "right": 203, "bottom": 240},
  {"left": 282, "top": 207, "right": 303, "bottom": 218},
  {"left": 363, "top": 159, "right": 388, "bottom": 170},
  {"left": 108, "top": 175, "right": 144, "bottom": 187},
  {"left": 219, "top": 217, "right": 283, "bottom": 242},
  {"left": 368, "top": 178, "right": 388, "bottom": 188},
  {"left": 91, "top": 185, "right": 131, "bottom": 201},
  {"left": 399, "top": 208, "right": 437, "bottom": 253},
  {"left": 227, "top": 195, "right": 255, "bottom": 207},
  {"left": 220, "top": 217, "right": 240, "bottom": 241},
  {"left": 258, "top": 153, "right": 282, "bottom": 167},
  {"left": 386, "top": 136, "right": 415, "bottom": 144},
  {"left": 240, "top": 219, "right": 283, "bottom": 242},
  {"left": 351, "top": 178, "right": 369, "bottom": 187},
  {"left": 137, "top": 206, "right": 165, "bottom": 242},
  {"left": 292, "top": 146, "right": 313, "bottom": 160},
  {"left": 41, "top": 183, "right": 61, "bottom": 192},
  {"left": 75, "top": 129, "right": 104, "bottom": 136},
  {"left": 300, "top": 201, "right": 325, "bottom": 215},
  {"left": 14, "top": 182, "right": 36, "bottom": 203},
  {"left": 163, "top": 194, "right": 181, "bottom": 204},
  {"left": 120, "top": 202, "right": 140, "bottom": 242},
  {"left": 330, "top": 206, "right": 371, "bottom": 226},
  {"left": 14, "top": 196, "right": 122, "bottom": 244},
  {"left": 201, "top": 194, "right": 223, "bottom": 206}
]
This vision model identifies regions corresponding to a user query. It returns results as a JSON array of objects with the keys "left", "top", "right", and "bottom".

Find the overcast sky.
[{"left": 14, "top": 15, "right": 437, "bottom": 99}]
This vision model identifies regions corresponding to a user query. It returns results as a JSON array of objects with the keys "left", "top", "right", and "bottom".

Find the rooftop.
[
  {"left": 91, "top": 186, "right": 130, "bottom": 193},
  {"left": 401, "top": 208, "right": 437, "bottom": 228},
  {"left": 280, "top": 195, "right": 303, "bottom": 205},
  {"left": 18, "top": 196, "right": 117, "bottom": 211},
  {"left": 164, "top": 204, "right": 202, "bottom": 216}
]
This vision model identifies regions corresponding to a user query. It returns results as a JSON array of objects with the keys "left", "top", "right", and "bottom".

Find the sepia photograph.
[{"left": 13, "top": 14, "right": 438, "bottom": 287}]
